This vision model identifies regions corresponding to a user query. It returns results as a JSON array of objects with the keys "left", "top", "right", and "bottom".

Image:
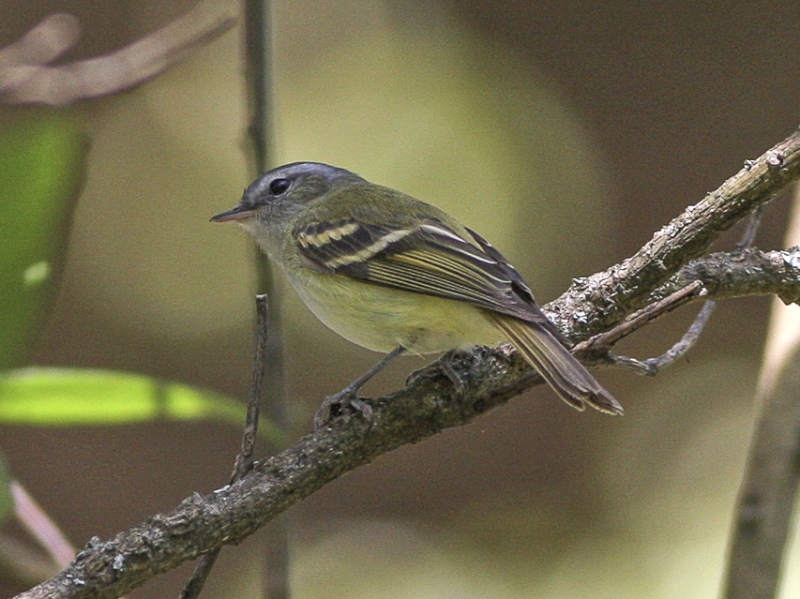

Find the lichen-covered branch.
[
  {"left": 659, "top": 247, "right": 800, "bottom": 306},
  {"left": 548, "top": 129, "right": 800, "bottom": 336}
]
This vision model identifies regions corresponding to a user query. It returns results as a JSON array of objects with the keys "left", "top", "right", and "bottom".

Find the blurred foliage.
[
  {"left": 0, "top": 368, "right": 283, "bottom": 444},
  {"left": 0, "top": 112, "right": 88, "bottom": 371},
  {"left": 0, "top": 112, "right": 270, "bottom": 435}
]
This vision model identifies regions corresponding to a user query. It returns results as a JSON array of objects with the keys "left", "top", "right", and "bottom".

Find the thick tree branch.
[{"left": 14, "top": 130, "right": 800, "bottom": 599}]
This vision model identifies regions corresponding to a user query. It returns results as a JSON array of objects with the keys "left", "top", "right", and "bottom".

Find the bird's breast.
[{"left": 287, "top": 267, "right": 503, "bottom": 355}]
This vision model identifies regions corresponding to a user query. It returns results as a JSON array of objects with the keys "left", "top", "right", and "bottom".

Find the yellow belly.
[{"left": 288, "top": 267, "right": 503, "bottom": 354}]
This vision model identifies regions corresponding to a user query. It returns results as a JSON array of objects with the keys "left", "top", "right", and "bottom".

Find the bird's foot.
[{"left": 313, "top": 389, "right": 374, "bottom": 430}]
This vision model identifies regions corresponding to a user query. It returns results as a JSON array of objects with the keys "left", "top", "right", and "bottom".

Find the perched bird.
[{"left": 212, "top": 162, "right": 622, "bottom": 426}]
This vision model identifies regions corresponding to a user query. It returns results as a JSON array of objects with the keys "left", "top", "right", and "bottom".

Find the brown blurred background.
[{"left": 2, "top": 0, "right": 800, "bottom": 597}]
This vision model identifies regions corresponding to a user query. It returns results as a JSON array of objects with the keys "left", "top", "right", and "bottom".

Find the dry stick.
[
  {"left": 230, "top": 295, "right": 271, "bottom": 481},
  {"left": 12, "top": 482, "right": 75, "bottom": 569},
  {"left": 738, "top": 206, "right": 765, "bottom": 250},
  {"left": 641, "top": 300, "right": 716, "bottom": 371},
  {"left": 178, "top": 0, "right": 286, "bottom": 594},
  {"left": 576, "top": 280, "right": 707, "bottom": 358},
  {"left": 0, "top": 13, "right": 80, "bottom": 76},
  {"left": 178, "top": 295, "right": 270, "bottom": 599},
  {"left": 723, "top": 365, "right": 800, "bottom": 599},
  {"left": 241, "top": 1, "right": 291, "bottom": 598},
  {"left": 642, "top": 207, "right": 764, "bottom": 371},
  {"left": 0, "top": 2, "right": 236, "bottom": 106},
  {"left": 13, "top": 130, "right": 800, "bottom": 599},
  {"left": 605, "top": 207, "right": 766, "bottom": 374}
]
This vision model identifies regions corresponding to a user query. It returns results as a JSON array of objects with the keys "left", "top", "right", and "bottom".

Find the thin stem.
[
  {"left": 641, "top": 300, "right": 716, "bottom": 372},
  {"left": 242, "top": 3, "right": 291, "bottom": 599},
  {"left": 0, "top": 3, "right": 236, "bottom": 106},
  {"left": 179, "top": 295, "right": 270, "bottom": 599},
  {"left": 12, "top": 482, "right": 74, "bottom": 569},
  {"left": 604, "top": 206, "right": 766, "bottom": 374}
]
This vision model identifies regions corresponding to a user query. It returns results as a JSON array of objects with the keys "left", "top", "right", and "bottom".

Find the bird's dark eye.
[{"left": 269, "top": 178, "right": 291, "bottom": 195}]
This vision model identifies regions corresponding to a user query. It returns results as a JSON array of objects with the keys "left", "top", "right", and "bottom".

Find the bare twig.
[
  {"left": 576, "top": 280, "right": 707, "bottom": 358},
  {"left": 0, "top": 2, "right": 236, "bottom": 106},
  {"left": 12, "top": 482, "right": 75, "bottom": 569},
  {"left": 243, "top": 0, "right": 274, "bottom": 176},
  {"left": 179, "top": 295, "right": 270, "bottom": 599},
  {"left": 234, "top": 294, "right": 270, "bottom": 477},
  {"left": 737, "top": 206, "right": 765, "bottom": 250},
  {"left": 651, "top": 247, "right": 800, "bottom": 306},
  {"left": 643, "top": 208, "right": 765, "bottom": 372},
  {"left": 607, "top": 206, "right": 767, "bottom": 375},
  {"left": 241, "top": 1, "right": 291, "bottom": 598},
  {"left": 0, "top": 14, "right": 79, "bottom": 72},
  {"left": 641, "top": 300, "right": 716, "bottom": 372},
  {"left": 11, "top": 128, "right": 800, "bottom": 599}
]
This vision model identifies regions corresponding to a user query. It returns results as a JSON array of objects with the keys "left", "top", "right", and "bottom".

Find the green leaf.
[
  {"left": 0, "top": 111, "right": 89, "bottom": 370},
  {"left": 0, "top": 368, "right": 286, "bottom": 446}
]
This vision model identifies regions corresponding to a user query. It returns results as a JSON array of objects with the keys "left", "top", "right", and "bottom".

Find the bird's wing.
[{"left": 294, "top": 217, "right": 556, "bottom": 328}]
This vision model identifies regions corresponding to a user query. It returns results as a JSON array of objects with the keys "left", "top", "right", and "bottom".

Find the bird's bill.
[{"left": 210, "top": 204, "right": 256, "bottom": 223}]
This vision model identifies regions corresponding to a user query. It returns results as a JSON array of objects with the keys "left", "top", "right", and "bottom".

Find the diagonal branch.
[
  {"left": 549, "top": 129, "right": 800, "bottom": 336},
  {"left": 13, "top": 131, "right": 800, "bottom": 599},
  {"left": 0, "top": 2, "right": 236, "bottom": 106}
]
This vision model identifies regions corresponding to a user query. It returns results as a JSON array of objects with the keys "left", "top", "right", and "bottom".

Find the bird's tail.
[{"left": 487, "top": 313, "right": 623, "bottom": 415}]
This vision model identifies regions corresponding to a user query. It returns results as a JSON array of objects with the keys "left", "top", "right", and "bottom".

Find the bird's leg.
[
  {"left": 439, "top": 352, "right": 467, "bottom": 395},
  {"left": 404, "top": 349, "right": 469, "bottom": 395},
  {"left": 314, "top": 346, "right": 406, "bottom": 429}
]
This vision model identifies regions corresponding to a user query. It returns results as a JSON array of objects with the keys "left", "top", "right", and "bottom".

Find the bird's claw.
[{"left": 313, "top": 390, "right": 374, "bottom": 430}]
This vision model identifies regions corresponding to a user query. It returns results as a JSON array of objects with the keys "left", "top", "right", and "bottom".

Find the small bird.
[{"left": 212, "top": 162, "right": 622, "bottom": 426}]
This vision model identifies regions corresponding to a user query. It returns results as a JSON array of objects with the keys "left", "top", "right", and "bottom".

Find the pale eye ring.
[{"left": 269, "top": 178, "right": 290, "bottom": 195}]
